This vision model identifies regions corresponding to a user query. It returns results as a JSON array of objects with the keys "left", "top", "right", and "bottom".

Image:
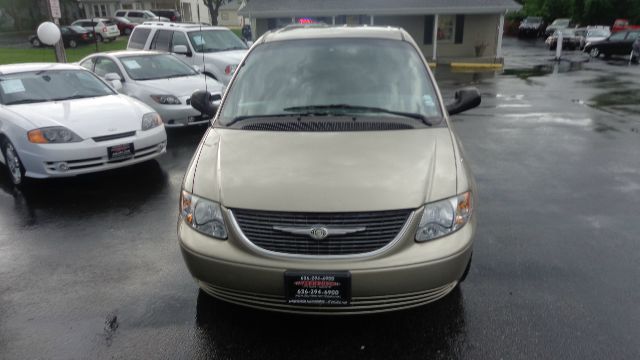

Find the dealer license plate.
[
  {"left": 284, "top": 271, "right": 351, "bottom": 306},
  {"left": 108, "top": 143, "right": 134, "bottom": 160}
]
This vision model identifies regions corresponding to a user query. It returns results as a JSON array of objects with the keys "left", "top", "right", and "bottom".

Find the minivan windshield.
[
  {"left": 187, "top": 30, "right": 248, "bottom": 52},
  {"left": 218, "top": 38, "right": 442, "bottom": 127},
  {"left": 0, "top": 70, "right": 114, "bottom": 105}
]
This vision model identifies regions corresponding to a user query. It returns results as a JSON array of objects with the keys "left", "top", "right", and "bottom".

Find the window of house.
[
  {"left": 93, "top": 5, "right": 100, "bottom": 17},
  {"left": 437, "top": 15, "right": 456, "bottom": 42}
]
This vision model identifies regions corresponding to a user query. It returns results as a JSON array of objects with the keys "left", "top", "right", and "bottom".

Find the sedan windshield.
[
  {"left": 187, "top": 30, "right": 247, "bottom": 53},
  {"left": 0, "top": 69, "right": 114, "bottom": 105},
  {"left": 218, "top": 38, "right": 442, "bottom": 127},
  {"left": 119, "top": 54, "right": 198, "bottom": 80}
]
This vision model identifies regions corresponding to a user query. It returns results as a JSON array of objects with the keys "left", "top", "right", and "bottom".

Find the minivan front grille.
[{"left": 231, "top": 209, "right": 412, "bottom": 256}]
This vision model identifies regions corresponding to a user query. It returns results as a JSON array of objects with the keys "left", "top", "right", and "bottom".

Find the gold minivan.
[{"left": 179, "top": 26, "right": 480, "bottom": 314}]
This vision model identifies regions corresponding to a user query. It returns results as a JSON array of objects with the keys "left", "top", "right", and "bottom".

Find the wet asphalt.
[{"left": 1, "top": 38, "right": 639, "bottom": 359}]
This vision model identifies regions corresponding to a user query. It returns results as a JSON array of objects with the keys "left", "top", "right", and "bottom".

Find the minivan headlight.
[
  {"left": 180, "top": 190, "right": 227, "bottom": 239},
  {"left": 28, "top": 126, "right": 82, "bottom": 143},
  {"left": 415, "top": 192, "right": 473, "bottom": 242}
]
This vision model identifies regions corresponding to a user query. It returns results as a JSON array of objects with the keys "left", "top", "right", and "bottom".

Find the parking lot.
[{"left": 1, "top": 37, "right": 639, "bottom": 359}]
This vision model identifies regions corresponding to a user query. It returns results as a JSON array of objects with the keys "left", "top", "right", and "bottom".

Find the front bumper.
[
  {"left": 19, "top": 126, "right": 167, "bottom": 178},
  {"left": 178, "top": 207, "right": 475, "bottom": 314},
  {"left": 155, "top": 104, "right": 211, "bottom": 127}
]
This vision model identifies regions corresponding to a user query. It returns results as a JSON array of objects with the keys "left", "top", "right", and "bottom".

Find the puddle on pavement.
[{"left": 502, "top": 61, "right": 583, "bottom": 79}]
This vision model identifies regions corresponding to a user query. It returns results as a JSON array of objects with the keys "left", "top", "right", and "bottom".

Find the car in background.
[
  {"left": 632, "top": 37, "right": 640, "bottom": 63},
  {"left": 113, "top": 9, "right": 169, "bottom": 24},
  {"left": 150, "top": 9, "right": 181, "bottom": 22},
  {"left": 0, "top": 63, "right": 167, "bottom": 186},
  {"left": 79, "top": 51, "right": 223, "bottom": 127},
  {"left": 545, "top": 18, "right": 572, "bottom": 37},
  {"left": 545, "top": 29, "right": 581, "bottom": 50},
  {"left": 178, "top": 26, "right": 480, "bottom": 314},
  {"left": 579, "top": 27, "right": 611, "bottom": 49},
  {"left": 29, "top": 25, "right": 94, "bottom": 48},
  {"left": 71, "top": 18, "right": 120, "bottom": 42},
  {"left": 612, "top": 19, "right": 640, "bottom": 33},
  {"left": 108, "top": 16, "right": 137, "bottom": 36},
  {"left": 127, "top": 22, "right": 248, "bottom": 85},
  {"left": 584, "top": 30, "right": 640, "bottom": 58},
  {"left": 518, "top": 16, "right": 545, "bottom": 38}
]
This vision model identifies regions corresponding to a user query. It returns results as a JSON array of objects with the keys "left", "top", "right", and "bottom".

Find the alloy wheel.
[
  {"left": 3, "top": 142, "right": 23, "bottom": 185},
  {"left": 590, "top": 48, "right": 600, "bottom": 58}
]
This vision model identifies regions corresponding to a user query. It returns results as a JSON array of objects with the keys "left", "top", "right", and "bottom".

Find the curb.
[{"left": 450, "top": 63, "right": 503, "bottom": 69}]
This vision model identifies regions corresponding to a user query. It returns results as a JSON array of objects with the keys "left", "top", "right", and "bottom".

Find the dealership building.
[{"left": 239, "top": 0, "right": 521, "bottom": 64}]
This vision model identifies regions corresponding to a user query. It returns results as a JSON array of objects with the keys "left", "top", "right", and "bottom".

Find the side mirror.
[
  {"left": 104, "top": 72, "right": 122, "bottom": 91},
  {"left": 173, "top": 45, "right": 191, "bottom": 57},
  {"left": 446, "top": 87, "right": 481, "bottom": 116},
  {"left": 190, "top": 90, "right": 219, "bottom": 117}
]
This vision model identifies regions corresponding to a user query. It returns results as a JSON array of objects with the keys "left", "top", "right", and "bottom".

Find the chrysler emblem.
[
  {"left": 309, "top": 226, "right": 329, "bottom": 240},
  {"left": 273, "top": 225, "right": 366, "bottom": 240}
]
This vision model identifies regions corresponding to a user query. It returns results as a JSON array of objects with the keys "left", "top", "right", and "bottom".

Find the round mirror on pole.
[{"left": 37, "top": 22, "right": 61, "bottom": 46}]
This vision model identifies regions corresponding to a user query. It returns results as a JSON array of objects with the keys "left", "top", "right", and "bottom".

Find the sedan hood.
[
  {"left": 135, "top": 75, "right": 223, "bottom": 98},
  {"left": 191, "top": 128, "right": 458, "bottom": 212},
  {"left": 6, "top": 94, "right": 150, "bottom": 138}
]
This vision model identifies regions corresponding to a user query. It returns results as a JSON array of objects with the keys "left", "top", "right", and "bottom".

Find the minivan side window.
[
  {"left": 129, "top": 28, "right": 151, "bottom": 49},
  {"left": 115, "top": 11, "right": 126, "bottom": 17},
  {"left": 129, "top": 11, "right": 143, "bottom": 18},
  {"left": 151, "top": 30, "right": 172, "bottom": 52}
]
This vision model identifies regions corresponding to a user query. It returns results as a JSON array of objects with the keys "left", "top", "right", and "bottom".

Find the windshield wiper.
[
  {"left": 51, "top": 95, "right": 96, "bottom": 101},
  {"left": 4, "top": 99, "right": 48, "bottom": 105},
  {"left": 283, "top": 104, "right": 434, "bottom": 126}
]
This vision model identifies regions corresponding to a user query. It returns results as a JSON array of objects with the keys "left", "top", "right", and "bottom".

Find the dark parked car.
[
  {"left": 518, "top": 16, "right": 545, "bottom": 38},
  {"left": 29, "top": 25, "right": 94, "bottom": 48},
  {"left": 545, "top": 29, "right": 582, "bottom": 50},
  {"left": 108, "top": 16, "right": 137, "bottom": 36},
  {"left": 150, "top": 9, "right": 181, "bottom": 22},
  {"left": 584, "top": 30, "right": 640, "bottom": 58}
]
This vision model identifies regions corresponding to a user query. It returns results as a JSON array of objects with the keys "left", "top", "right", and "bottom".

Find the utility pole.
[{"left": 46, "top": 0, "right": 67, "bottom": 63}]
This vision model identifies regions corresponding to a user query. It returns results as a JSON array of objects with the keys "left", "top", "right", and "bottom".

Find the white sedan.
[
  {"left": 79, "top": 51, "right": 223, "bottom": 127},
  {"left": 0, "top": 63, "right": 167, "bottom": 186}
]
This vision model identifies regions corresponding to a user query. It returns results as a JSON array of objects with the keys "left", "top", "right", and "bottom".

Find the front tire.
[
  {"left": 124, "top": 28, "right": 131, "bottom": 35},
  {"left": 589, "top": 47, "right": 600, "bottom": 58},
  {"left": 31, "top": 38, "right": 41, "bottom": 47},
  {"left": 96, "top": 34, "right": 103, "bottom": 42},
  {"left": 2, "top": 140, "right": 25, "bottom": 186},
  {"left": 69, "top": 39, "right": 78, "bottom": 48}
]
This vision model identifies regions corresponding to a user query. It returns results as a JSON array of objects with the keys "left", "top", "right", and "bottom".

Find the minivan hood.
[
  {"left": 6, "top": 94, "right": 149, "bottom": 138},
  {"left": 191, "top": 128, "right": 458, "bottom": 212},
  {"left": 135, "top": 75, "right": 223, "bottom": 97}
]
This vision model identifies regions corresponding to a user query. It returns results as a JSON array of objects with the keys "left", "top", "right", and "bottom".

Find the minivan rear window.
[{"left": 129, "top": 28, "right": 151, "bottom": 49}]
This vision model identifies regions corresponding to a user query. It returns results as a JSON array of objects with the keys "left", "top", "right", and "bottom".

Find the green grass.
[{"left": 0, "top": 37, "right": 128, "bottom": 65}]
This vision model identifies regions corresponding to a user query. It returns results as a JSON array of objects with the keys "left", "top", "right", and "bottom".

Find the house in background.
[
  {"left": 239, "top": 0, "right": 521, "bottom": 64},
  {"left": 217, "top": 1, "right": 243, "bottom": 27},
  {"left": 77, "top": 0, "right": 177, "bottom": 19}
]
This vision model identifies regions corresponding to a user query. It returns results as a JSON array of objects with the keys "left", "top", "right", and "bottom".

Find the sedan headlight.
[
  {"left": 180, "top": 190, "right": 227, "bottom": 239},
  {"left": 415, "top": 192, "right": 473, "bottom": 242},
  {"left": 150, "top": 94, "right": 181, "bottom": 105},
  {"left": 141, "top": 112, "right": 163, "bottom": 131},
  {"left": 27, "top": 126, "right": 82, "bottom": 144}
]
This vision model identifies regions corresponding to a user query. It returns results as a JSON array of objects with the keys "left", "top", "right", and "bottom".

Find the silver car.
[
  {"left": 79, "top": 51, "right": 223, "bottom": 127},
  {"left": 179, "top": 26, "right": 480, "bottom": 314}
]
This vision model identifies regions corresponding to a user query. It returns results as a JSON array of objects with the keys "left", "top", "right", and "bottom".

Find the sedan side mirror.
[
  {"left": 446, "top": 87, "right": 481, "bottom": 116},
  {"left": 173, "top": 45, "right": 191, "bottom": 57},
  {"left": 104, "top": 72, "right": 123, "bottom": 91},
  {"left": 190, "top": 90, "right": 219, "bottom": 117}
]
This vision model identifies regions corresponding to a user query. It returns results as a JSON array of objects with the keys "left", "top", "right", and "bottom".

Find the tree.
[{"left": 203, "top": 0, "right": 231, "bottom": 26}]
